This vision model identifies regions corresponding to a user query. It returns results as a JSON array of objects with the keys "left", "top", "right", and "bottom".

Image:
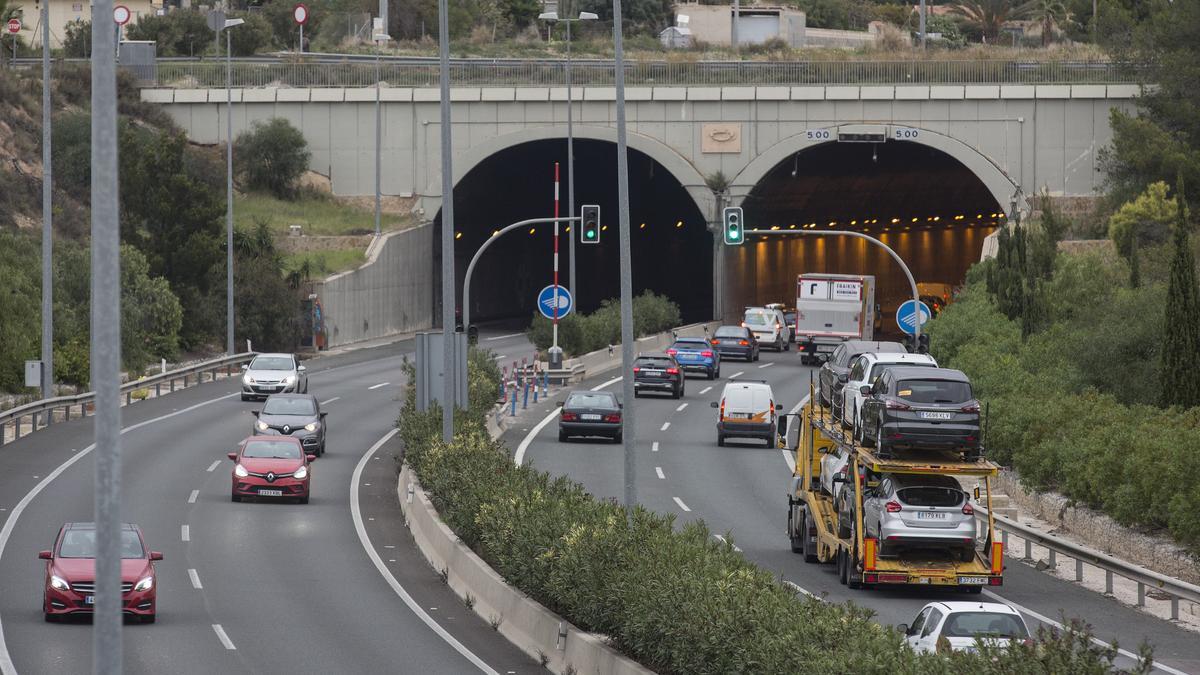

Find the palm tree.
[
  {"left": 949, "top": 0, "right": 1033, "bottom": 43},
  {"left": 1027, "top": 0, "right": 1069, "bottom": 46}
]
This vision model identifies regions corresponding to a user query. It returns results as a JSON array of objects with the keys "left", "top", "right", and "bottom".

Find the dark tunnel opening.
[
  {"left": 731, "top": 140, "right": 1004, "bottom": 336},
  {"left": 435, "top": 139, "right": 712, "bottom": 327}
]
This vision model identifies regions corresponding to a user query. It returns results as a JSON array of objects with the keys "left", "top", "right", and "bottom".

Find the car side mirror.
[
  {"left": 837, "top": 373, "right": 849, "bottom": 383},
  {"left": 298, "top": 365, "right": 307, "bottom": 372},
  {"left": 306, "top": 454, "right": 317, "bottom": 462},
  {"left": 38, "top": 550, "right": 52, "bottom": 560},
  {"left": 859, "top": 385, "right": 872, "bottom": 395},
  {"left": 710, "top": 401, "right": 719, "bottom": 408},
  {"left": 149, "top": 551, "right": 164, "bottom": 561},
  {"left": 777, "top": 417, "right": 788, "bottom": 437},
  {"left": 240, "top": 364, "right": 249, "bottom": 370},
  {"left": 227, "top": 452, "right": 238, "bottom": 461},
  {"left": 897, "top": 623, "right": 909, "bottom": 635},
  {"left": 251, "top": 410, "right": 260, "bottom": 417}
]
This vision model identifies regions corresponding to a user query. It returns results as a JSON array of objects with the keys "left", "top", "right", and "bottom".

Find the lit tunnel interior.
[
  {"left": 436, "top": 139, "right": 712, "bottom": 326},
  {"left": 731, "top": 140, "right": 1004, "bottom": 336}
]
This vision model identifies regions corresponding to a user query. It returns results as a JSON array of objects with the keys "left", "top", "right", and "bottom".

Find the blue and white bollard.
[
  {"left": 522, "top": 380, "right": 529, "bottom": 410},
  {"left": 542, "top": 371, "right": 548, "bottom": 397}
]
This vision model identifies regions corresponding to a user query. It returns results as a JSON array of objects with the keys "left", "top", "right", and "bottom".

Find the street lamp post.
[
  {"left": 538, "top": 10, "right": 598, "bottom": 308},
  {"left": 41, "top": 0, "right": 53, "bottom": 406},
  {"left": 373, "top": 32, "right": 392, "bottom": 238},
  {"left": 223, "top": 17, "right": 244, "bottom": 357}
]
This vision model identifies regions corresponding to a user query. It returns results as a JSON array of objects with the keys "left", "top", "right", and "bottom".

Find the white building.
[{"left": 18, "top": 0, "right": 163, "bottom": 49}]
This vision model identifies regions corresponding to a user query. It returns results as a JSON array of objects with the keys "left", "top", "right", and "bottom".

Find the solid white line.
[
  {"left": 712, "top": 534, "right": 742, "bottom": 552},
  {"left": 187, "top": 489, "right": 199, "bottom": 504},
  {"left": 320, "top": 397, "right": 340, "bottom": 405},
  {"left": 660, "top": 422, "right": 671, "bottom": 432},
  {"left": 676, "top": 403, "right": 688, "bottom": 412},
  {"left": 655, "top": 467, "right": 665, "bottom": 480},
  {"left": 188, "top": 568, "right": 203, "bottom": 589},
  {"left": 352, "top": 429, "right": 498, "bottom": 674},
  {"left": 673, "top": 497, "right": 691, "bottom": 512},
  {"left": 492, "top": 354, "right": 507, "bottom": 361},
  {"left": 211, "top": 624, "right": 236, "bottom": 650},
  {"left": 181, "top": 525, "right": 190, "bottom": 542},
  {"left": 485, "top": 332, "right": 523, "bottom": 341},
  {"left": 758, "top": 362, "right": 774, "bottom": 369},
  {"left": 368, "top": 382, "right": 390, "bottom": 390},
  {"left": 699, "top": 386, "right": 712, "bottom": 395},
  {"left": 205, "top": 460, "right": 221, "bottom": 473},
  {"left": 0, "top": 391, "right": 238, "bottom": 675},
  {"left": 729, "top": 371, "right": 744, "bottom": 379},
  {"left": 514, "top": 376, "right": 621, "bottom": 467},
  {"left": 651, "top": 442, "right": 660, "bottom": 452}
]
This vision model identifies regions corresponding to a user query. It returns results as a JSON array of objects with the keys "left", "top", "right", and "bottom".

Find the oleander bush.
[{"left": 526, "top": 291, "right": 681, "bottom": 356}]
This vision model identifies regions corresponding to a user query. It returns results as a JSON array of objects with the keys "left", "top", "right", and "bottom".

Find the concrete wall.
[{"left": 314, "top": 224, "right": 434, "bottom": 347}]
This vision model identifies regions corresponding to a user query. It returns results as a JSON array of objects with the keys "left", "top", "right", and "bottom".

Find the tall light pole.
[
  {"left": 223, "top": 17, "right": 244, "bottom": 357},
  {"left": 437, "top": 0, "right": 456, "bottom": 443},
  {"left": 538, "top": 9, "right": 598, "bottom": 306},
  {"left": 373, "top": 31, "right": 391, "bottom": 238},
  {"left": 41, "top": 0, "right": 53, "bottom": 404},
  {"left": 612, "top": 0, "right": 637, "bottom": 520}
]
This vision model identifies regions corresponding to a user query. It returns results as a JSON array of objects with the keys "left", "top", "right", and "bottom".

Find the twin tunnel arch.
[{"left": 435, "top": 125, "right": 1010, "bottom": 329}]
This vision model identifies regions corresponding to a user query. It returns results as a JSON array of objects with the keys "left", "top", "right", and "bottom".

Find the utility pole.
[
  {"left": 41, "top": 0, "right": 52, "bottom": 404},
  {"left": 612, "top": 0, "right": 637, "bottom": 520},
  {"left": 373, "top": 31, "right": 391, "bottom": 238},
  {"left": 732, "top": 0, "right": 739, "bottom": 52},
  {"left": 437, "top": 0, "right": 456, "bottom": 443},
  {"left": 919, "top": 0, "right": 927, "bottom": 49},
  {"left": 224, "top": 18, "right": 244, "bottom": 357}
]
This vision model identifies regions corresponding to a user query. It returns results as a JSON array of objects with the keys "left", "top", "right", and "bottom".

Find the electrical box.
[{"left": 25, "top": 360, "right": 43, "bottom": 389}]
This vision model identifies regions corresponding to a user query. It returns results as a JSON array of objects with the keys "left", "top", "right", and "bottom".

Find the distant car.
[
  {"left": 817, "top": 340, "right": 907, "bottom": 420},
  {"left": 633, "top": 353, "right": 685, "bottom": 399},
  {"left": 252, "top": 394, "right": 327, "bottom": 457},
  {"left": 841, "top": 352, "right": 938, "bottom": 432},
  {"left": 558, "top": 391, "right": 623, "bottom": 443},
  {"left": 666, "top": 337, "right": 720, "bottom": 379},
  {"left": 710, "top": 325, "right": 759, "bottom": 362},
  {"left": 862, "top": 473, "right": 977, "bottom": 561},
  {"left": 743, "top": 307, "right": 791, "bottom": 352},
  {"left": 766, "top": 303, "right": 798, "bottom": 344},
  {"left": 857, "top": 366, "right": 982, "bottom": 459},
  {"left": 229, "top": 436, "right": 315, "bottom": 504},
  {"left": 40, "top": 522, "right": 162, "bottom": 624},
  {"left": 241, "top": 353, "right": 308, "bottom": 401},
  {"left": 711, "top": 381, "right": 781, "bottom": 446},
  {"left": 900, "top": 601, "right": 1030, "bottom": 653}
]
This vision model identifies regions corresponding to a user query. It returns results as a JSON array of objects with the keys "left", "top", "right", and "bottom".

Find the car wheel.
[
  {"left": 44, "top": 612, "right": 57, "bottom": 623},
  {"left": 717, "top": 434, "right": 726, "bottom": 447},
  {"left": 753, "top": 351, "right": 760, "bottom": 362},
  {"left": 789, "top": 507, "right": 804, "bottom": 554},
  {"left": 875, "top": 426, "right": 888, "bottom": 457},
  {"left": 298, "top": 495, "right": 310, "bottom": 505},
  {"left": 558, "top": 430, "right": 569, "bottom": 442},
  {"left": 673, "top": 385, "right": 681, "bottom": 400},
  {"left": 783, "top": 340, "right": 790, "bottom": 352},
  {"left": 319, "top": 443, "right": 326, "bottom": 457},
  {"left": 962, "top": 585, "right": 983, "bottom": 595},
  {"left": 960, "top": 548, "right": 975, "bottom": 563},
  {"left": 142, "top": 613, "right": 157, "bottom": 624},
  {"left": 613, "top": 431, "right": 623, "bottom": 444},
  {"left": 231, "top": 494, "right": 242, "bottom": 503},
  {"left": 240, "top": 394, "right": 250, "bottom": 402}
]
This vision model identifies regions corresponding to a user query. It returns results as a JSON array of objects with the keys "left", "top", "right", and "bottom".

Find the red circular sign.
[
  {"left": 6, "top": 18, "right": 21, "bottom": 34},
  {"left": 293, "top": 3, "right": 308, "bottom": 25},
  {"left": 113, "top": 5, "right": 131, "bottom": 25}
]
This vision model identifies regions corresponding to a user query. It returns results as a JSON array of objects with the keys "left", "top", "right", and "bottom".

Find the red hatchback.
[
  {"left": 40, "top": 522, "right": 162, "bottom": 623},
  {"left": 229, "top": 436, "right": 314, "bottom": 504}
]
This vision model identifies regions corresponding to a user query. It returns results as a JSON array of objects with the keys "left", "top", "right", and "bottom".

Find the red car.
[
  {"left": 229, "top": 436, "right": 314, "bottom": 504},
  {"left": 39, "top": 522, "right": 162, "bottom": 623}
]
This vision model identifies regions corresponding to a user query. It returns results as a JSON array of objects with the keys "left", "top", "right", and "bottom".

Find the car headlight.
[
  {"left": 243, "top": 374, "right": 255, "bottom": 385},
  {"left": 304, "top": 422, "right": 317, "bottom": 432},
  {"left": 133, "top": 576, "right": 153, "bottom": 592},
  {"left": 49, "top": 575, "right": 70, "bottom": 591},
  {"left": 234, "top": 463, "right": 248, "bottom": 478},
  {"left": 256, "top": 420, "right": 269, "bottom": 431},
  {"left": 283, "top": 375, "right": 296, "bottom": 385},
  {"left": 293, "top": 465, "right": 308, "bottom": 480}
]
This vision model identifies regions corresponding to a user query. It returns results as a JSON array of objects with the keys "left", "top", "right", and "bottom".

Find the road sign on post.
[
  {"left": 895, "top": 299, "right": 931, "bottom": 335},
  {"left": 6, "top": 18, "right": 20, "bottom": 33},
  {"left": 723, "top": 206, "right": 744, "bottom": 245},
  {"left": 537, "top": 284, "right": 573, "bottom": 320},
  {"left": 580, "top": 204, "right": 600, "bottom": 244},
  {"left": 113, "top": 5, "right": 131, "bottom": 24},
  {"left": 293, "top": 3, "right": 308, "bottom": 52}
]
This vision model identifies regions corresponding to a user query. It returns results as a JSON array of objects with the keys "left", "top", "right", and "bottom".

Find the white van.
[
  {"left": 711, "top": 381, "right": 782, "bottom": 447},
  {"left": 743, "top": 307, "right": 791, "bottom": 352}
]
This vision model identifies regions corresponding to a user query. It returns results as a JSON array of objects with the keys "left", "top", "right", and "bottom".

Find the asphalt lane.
[
  {"left": 510, "top": 347, "right": 1200, "bottom": 675},
  {"left": 0, "top": 331, "right": 541, "bottom": 675}
]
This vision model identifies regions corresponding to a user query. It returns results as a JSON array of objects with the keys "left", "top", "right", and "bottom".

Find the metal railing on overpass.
[{"left": 0, "top": 352, "right": 256, "bottom": 446}]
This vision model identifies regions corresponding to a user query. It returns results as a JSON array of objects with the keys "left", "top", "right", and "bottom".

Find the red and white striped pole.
[{"left": 551, "top": 162, "right": 561, "bottom": 362}]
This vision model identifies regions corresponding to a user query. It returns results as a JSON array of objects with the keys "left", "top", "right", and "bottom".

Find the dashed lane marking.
[
  {"left": 320, "top": 397, "right": 340, "bottom": 405},
  {"left": 181, "top": 525, "right": 190, "bottom": 542},
  {"left": 651, "top": 442, "right": 660, "bottom": 452},
  {"left": 676, "top": 403, "right": 688, "bottom": 412},
  {"left": 758, "top": 362, "right": 774, "bottom": 369},
  {"left": 699, "top": 386, "right": 712, "bottom": 395},
  {"left": 368, "top": 382, "right": 390, "bottom": 390},
  {"left": 212, "top": 624, "right": 235, "bottom": 650},
  {"left": 206, "top": 460, "right": 221, "bottom": 473},
  {"left": 655, "top": 467, "right": 665, "bottom": 480},
  {"left": 660, "top": 422, "right": 671, "bottom": 432},
  {"left": 188, "top": 569, "right": 203, "bottom": 589},
  {"left": 187, "top": 490, "right": 199, "bottom": 504},
  {"left": 672, "top": 497, "right": 691, "bottom": 512},
  {"left": 729, "top": 371, "right": 744, "bottom": 379}
]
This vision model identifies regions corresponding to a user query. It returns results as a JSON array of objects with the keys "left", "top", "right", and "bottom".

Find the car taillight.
[
  {"left": 961, "top": 401, "right": 981, "bottom": 413},
  {"left": 561, "top": 412, "right": 578, "bottom": 421},
  {"left": 701, "top": 350, "right": 714, "bottom": 357},
  {"left": 603, "top": 413, "right": 621, "bottom": 423},
  {"left": 720, "top": 400, "right": 726, "bottom": 418},
  {"left": 962, "top": 502, "right": 974, "bottom": 515},
  {"left": 666, "top": 349, "right": 678, "bottom": 356},
  {"left": 666, "top": 368, "right": 679, "bottom": 375},
  {"left": 885, "top": 501, "right": 902, "bottom": 513},
  {"left": 632, "top": 367, "right": 641, "bottom": 373},
  {"left": 739, "top": 340, "right": 748, "bottom": 346},
  {"left": 711, "top": 339, "right": 721, "bottom": 344},
  {"left": 885, "top": 398, "right": 911, "bottom": 410}
]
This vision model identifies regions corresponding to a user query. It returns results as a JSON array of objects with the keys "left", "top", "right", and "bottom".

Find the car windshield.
[
  {"left": 898, "top": 487, "right": 964, "bottom": 507},
  {"left": 867, "top": 361, "right": 932, "bottom": 382},
  {"left": 262, "top": 398, "right": 316, "bottom": 416},
  {"left": 243, "top": 440, "right": 302, "bottom": 459},
  {"left": 59, "top": 529, "right": 145, "bottom": 559},
  {"left": 896, "top": 379, "right": 972, "bottom": 404},
  {"left": 565, "top": 393, "right": 617, "bottom": 410},
  {"left": 941, "top": 612, "right": 1028, "bottom": 639},
  {"left": 714, "top": 327, "right": 746, "bottom": 338},
  {"left": 743, "top": 310, "right": 774, "bottom": 326},
  {"left": 250, "top": 356, "right": 294, "bottom": 371}
]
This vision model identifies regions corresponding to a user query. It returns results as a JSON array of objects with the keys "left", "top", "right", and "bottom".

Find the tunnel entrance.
[
  {"left": 730, "top": 140, "right": 1003, "bottom": 335},
  {"left": 436, "top": 139, "right": 711, "bottom": 326}
]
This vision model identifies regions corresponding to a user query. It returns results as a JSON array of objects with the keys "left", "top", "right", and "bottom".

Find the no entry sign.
[
  {"left": 113, "top": 5, "right": 132, "bottom": 25},
  {"left": 293, "top": 4, "right": 309, "bottom": 24}
]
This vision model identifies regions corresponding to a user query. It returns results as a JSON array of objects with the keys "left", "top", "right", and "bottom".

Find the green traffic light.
[{"left": 586, "top": 230, "right": 596, "bottom": 239}]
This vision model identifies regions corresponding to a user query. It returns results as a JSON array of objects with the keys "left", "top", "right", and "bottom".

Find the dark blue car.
[{"left": 667, "top": 337, "right": 721, "bottom": 380}]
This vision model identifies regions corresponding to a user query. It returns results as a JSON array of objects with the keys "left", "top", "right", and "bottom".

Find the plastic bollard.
[
  {"left": 542, "top": 372, "right": 548, "bottom": 396},
  {"left": 533, "top": 384, "right": 539, "bottom": 403},
  {"left": 510, "top": 389, "right": 518, "bottom": 416},
  {"left": 523, "top": 381, "right": 529, "bottom": 409}
]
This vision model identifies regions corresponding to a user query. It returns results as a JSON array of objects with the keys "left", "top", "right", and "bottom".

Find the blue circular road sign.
[
  {"left": 537, "top": 285, "right": 573, "bottom": 320},
  {"left": 895, "top": 299, "right": 932, "bottom": 335}
]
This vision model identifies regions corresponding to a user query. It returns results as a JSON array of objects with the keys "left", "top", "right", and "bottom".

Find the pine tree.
[{"left": 1159, "top": 174, "right": 1200, "bottom": 408}]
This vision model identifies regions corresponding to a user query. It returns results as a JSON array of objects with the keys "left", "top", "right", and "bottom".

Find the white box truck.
[{"left": 795, "top": 273, "right": 876, "bottom": 365}]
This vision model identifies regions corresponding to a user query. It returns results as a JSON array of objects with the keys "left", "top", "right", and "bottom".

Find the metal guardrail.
[
  {"left": 0, "top": 352, "right": 256, "bottom": 446},
  {"left": 975, "top": 502, "right": 1200, "bottom": 621}
]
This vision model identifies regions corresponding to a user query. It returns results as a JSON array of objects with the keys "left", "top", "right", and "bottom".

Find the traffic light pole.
[
  {"left": 742, "top": 228, "right": 922, "bottom": 341},
  {"left": 461, "top": 216, "right": 580, "bottom": 337}
]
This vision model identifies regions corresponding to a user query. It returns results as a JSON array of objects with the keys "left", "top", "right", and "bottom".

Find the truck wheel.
[
  {"left": 846, "top": 547, "right": 862, "bottom": 589},
  {"left": 717, "top": 434, "right": 726, "bottom": 447},
  {"left": 960, "top": 548, "right": 975, "bottom": 563},
  {"left": 837, "top": 550, "right": 848, "bottom": 585},
  {"left": 801, "top": 511, "right": 819, "bottom": 563},
  {"left": 789, "top": 507, "right": 804, "bottom": 554}
]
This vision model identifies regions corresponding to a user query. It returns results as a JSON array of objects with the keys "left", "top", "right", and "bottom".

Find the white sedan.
[{"left": 900, "top": 601, "right": 1031, "bottom": 654}]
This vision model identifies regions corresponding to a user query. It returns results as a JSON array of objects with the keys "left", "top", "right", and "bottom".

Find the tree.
[
  {"left": 235, "top": 118, "right": 312, "bottom": 199},
  {"left": 126, "top": 10, "right": 214, "bottom": 57},
  {"left": 949, "top": 0, "right": 1032, "bottom": 43},
  {"left": 62, "top": 19, "right": 91, "bottom": 58},
  {"left": 1027, "top": 0, "right": 1068, "bottom": 45},
  {"left": 1158, "top": 174, "right": 1200, "bottom": 409},
  {"left": 1107, "top": 181, "right": 1176, "bottom": 258},
  {"left": 227, "top": 11, "right": 275, "bottom": 56}
]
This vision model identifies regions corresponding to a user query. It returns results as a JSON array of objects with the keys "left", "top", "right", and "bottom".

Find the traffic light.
[
  {"left": 723, "top": 206, "right": 744, "bottom": 245},
  {"left": 581, "top": 205, "right": 600, "bottom": 244}
]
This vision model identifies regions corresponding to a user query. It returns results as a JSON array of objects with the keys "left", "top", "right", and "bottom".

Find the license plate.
[
  {"left": 581, "top": 414, "right": 601, "bottom": 421},
  {"left": 258, "top": 489, "right": 283, "bottom": 497},
  {"left": 84, "top": 595, "right": 94, "bottom": 605},
  {"left": 959, "top": 576, "right": 988, "bottom": 585},
  {"left": 916, "top": 511, "right": 948, "bottom": 519},
  {"left": 643, "top": 370, "right": 662, "bottom": 375},
  {"left": 920, "top": 411, "right": 953, "bottom": 420}
]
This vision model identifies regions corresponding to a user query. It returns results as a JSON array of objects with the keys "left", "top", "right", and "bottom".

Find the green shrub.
[
  {"left": 526, "top": 291, "right": 682, "bottom": 356},
  {"left": 234, "top": 118, "right": 312, "bottom": 199}
]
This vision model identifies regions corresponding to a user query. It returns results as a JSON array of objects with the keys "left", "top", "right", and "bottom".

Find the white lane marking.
[
  {"left": 492, "top": 354, "right": 507, "bottom": 361},
  {"left": 212, "top": 624, "right": 236, "bottom": 650},
  {"left": 320, "top": 397, "right": 340, "bottom": 405},
  {"left": 783, "top": 580, "right": 819, "bottom": 600},
  {"left": 368, "top": 382, "right": 390, "bottom": 390},
  {"left": 188, "top": 489, "right": 199, "bottom": 504},
  {"left": 655, "top": 467, "right": 665, "bottom": 480},
  {"left": 514, "top": 377, "right": 621, "bottom": 467},
  {"left": 181, "top": 525, "right": 190, "bottom": 542},
  {"left": 352, "top": 429, "right": 498, "bottom": 674},
  {"left": 485, "top": 332, "right": 524, "bottom": 341},
  {"left": 712, "top": 534, "right": 742, "bottom": 552},
  {"left": 188, "top": 568, "right": 203, "bottom": 589},
  {"left": 676, "top": 403, "right": 688, "bottom": 412},
  {"left": 758, "top": 362, "right": 774, "bottom": 369},
  {"left": 206, "top": 460, "right": 221, "bottom": 472},
  {"left": 672, "top": 497, "right": 691, "bottom": 512},
  {"left": 660, "top": 422, "right": 671, "bottom": 432},
  {"left": 699, "top": 386, "right": 712, "bottom": 395},
  {"left": 729, "top": 371, "right": 744, "bottom": 379},
  {"left": 0, "top": 392, "right": 239, "bottom": 675},
  {"left": 979, "top": 590, "right": 1186, "bottom": 675},
  {"left": 651, "top": 442, "right": 660, "bottom": 453}
]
